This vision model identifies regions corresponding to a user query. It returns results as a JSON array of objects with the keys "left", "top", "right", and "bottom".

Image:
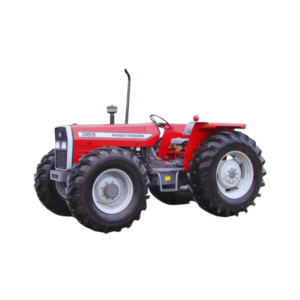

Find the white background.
[{"left": 1, "top": 1, "right": 299, "bottom": 299}]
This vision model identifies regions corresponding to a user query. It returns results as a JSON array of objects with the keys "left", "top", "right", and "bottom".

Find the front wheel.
[
  {"left": 66, "top": 148, "right": 149, "bottom": 233},
  {"left": 34, "top": 149, "right": 71, "bottom": 216},
  {"left": 190, "top": 131, "right": 266, "bottom": 217}
]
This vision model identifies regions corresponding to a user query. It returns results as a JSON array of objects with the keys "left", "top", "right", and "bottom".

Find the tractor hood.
[
  {"left": 71, "top": 123, "right": 160, "bottom": 164},
  {"left": 71, "top": 123, "right": 160, "bottom": 148}
]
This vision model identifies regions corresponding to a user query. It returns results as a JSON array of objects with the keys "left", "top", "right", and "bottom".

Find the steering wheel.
[{"left": 150, "top": 114, "right": 171, "bottom": 130}]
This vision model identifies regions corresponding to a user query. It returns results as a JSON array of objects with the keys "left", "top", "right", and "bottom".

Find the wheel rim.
[
  {"left": 216, "top": 151, "right": 254, "bottom": 203},
  {"left": 55, "top": 181, "right": 67, "bottom": 199},
  {"left": 92, "top": 168, "right": 134, "bottom": 214}
]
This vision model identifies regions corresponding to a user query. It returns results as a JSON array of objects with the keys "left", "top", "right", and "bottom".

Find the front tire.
[
  {"left": 190, "top": 131, "right": 266, "bottom": 217},
  {"left": 66, "top": 148, "right": 149, "bottom": 233},
  {"left": 34, "top": 149, "right": 71, "bottom": 216}
]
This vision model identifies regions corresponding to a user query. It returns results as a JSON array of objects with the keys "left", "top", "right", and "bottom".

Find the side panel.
[
  {"left": 183, "top": 122, "right": 246, "bottom": 170},
  {"left": 157, "top": 124, "right": 187, "bottom": 159},
  {"left": 72, "top": 123, "right": 160, "bottom": 163}
]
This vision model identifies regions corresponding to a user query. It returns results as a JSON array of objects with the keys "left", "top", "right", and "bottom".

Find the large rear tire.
[
  {"left": 190, "top": 131, "right": 266, "bottom": 217},
  {"left": 66, "top": 148, "right": 149, "bottom": 233},
  {"left": 34, "top": 149, "right": 71, "bottom": 216}
]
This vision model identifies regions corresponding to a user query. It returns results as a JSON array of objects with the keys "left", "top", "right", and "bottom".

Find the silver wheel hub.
[
  {"left": 216, "top": 151, "right": 254, "bottom": 202},
  {"left": 103, "top": 183, "right": 119, "bottom": 199},
  {"left": 92, "top": 169, "right": 133, "bottom": 214},
  {"left": 217, "top": 159, "right": 241, "bottom": 189}
]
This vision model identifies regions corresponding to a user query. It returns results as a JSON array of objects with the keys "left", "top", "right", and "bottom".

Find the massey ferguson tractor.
[{"left": 34, "top": 70, "right": 266, "bottom": 233}]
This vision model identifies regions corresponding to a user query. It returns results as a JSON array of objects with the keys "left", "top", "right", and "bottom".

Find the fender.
[
  {"left": 183, "top": 122, "right": 246, "bottom": 170},
  {"left": 157, "top": 124, "right": 187, "bottom": 159}
]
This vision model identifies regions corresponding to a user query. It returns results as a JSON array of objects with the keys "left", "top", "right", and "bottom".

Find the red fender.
[{"left": 183, "top": 122, "right": 246, "bottom": 170}]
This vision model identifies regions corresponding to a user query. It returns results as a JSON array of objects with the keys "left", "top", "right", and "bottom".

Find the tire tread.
[
  {"left": 190, "top": 131, "right": 266, "bottom": 217},
  {"left": 66, "top": 147, "right": 149, "bottom": 233}
]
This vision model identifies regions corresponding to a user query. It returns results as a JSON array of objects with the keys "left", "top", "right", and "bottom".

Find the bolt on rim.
[
  {"left": 216, "top": 151, "right": 254, "bottom": 203},
  {"left": 92, "top": 168, "right": 134, "bottom": 214}
]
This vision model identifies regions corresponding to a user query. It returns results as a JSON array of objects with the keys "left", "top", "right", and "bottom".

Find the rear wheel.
[
  {"left": 66, "top": 148, "right": 149, "bottom": 233},
  {"left": 34, "top": 149, "right": 71, "bottom": 216},
  {"left": 190, "top": 131, "right": 266, "bottom": 217}
]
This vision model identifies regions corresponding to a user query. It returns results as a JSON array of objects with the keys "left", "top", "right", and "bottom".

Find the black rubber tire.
[
  {"left": 34, "top": 149, "right": 72, "bottom": 216},
  {"left": 190, "top": 131, "right": 266, "bottom": 217},
  {"left": 150, "top": 186, "right": 192, "bottom": 205},
  {"left": 66, "top": 148, "right": 149, "bottom": 233}
]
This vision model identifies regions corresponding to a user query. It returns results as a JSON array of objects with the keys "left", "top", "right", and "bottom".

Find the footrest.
[{"left": 157, "top": 172, "right": 179, "bottom": 192}]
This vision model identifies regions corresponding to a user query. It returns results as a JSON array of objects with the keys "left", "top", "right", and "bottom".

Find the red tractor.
[{"left": 34, "top": 70, "right": 266, "bottom": 233}]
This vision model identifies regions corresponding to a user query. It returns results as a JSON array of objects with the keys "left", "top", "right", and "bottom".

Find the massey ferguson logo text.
[
  {"left": 78, "top": 132, "right": 152, "bottom": 139},
  {"left": 112, "top": 133, "right": 147, "bottom": 138}
]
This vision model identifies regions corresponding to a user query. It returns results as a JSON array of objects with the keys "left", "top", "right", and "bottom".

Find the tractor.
[{"left": 34, "top": 70, "right": 266, "bottom": 233}]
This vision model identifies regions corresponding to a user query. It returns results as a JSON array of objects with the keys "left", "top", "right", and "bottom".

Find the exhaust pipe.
[{"left": 125, "top": 69, "right": 131, "bottom": 124}]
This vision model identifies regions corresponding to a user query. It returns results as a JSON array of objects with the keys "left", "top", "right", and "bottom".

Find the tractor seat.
[{"left": 170, "top": 122, "right": 195, "bottom": 146}]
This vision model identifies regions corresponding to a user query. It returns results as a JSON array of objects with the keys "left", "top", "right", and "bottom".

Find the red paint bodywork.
[
  {"left": 157, "top": 124, "right": 187, "bottom": 160},
  {"left": 183, "top": 122, "right": 245, "bottom": 170},
  {"left": 72, "top": 123, "right": 160, "bottom": 163},
  {"left": 71, "top": 121, "right": 245, "bottom": 171}
]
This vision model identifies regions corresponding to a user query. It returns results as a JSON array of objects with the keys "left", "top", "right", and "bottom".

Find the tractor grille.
[
  {"left": 55, "top": 127, "right": 67, "bottom": 140},
  {"left": 55, "top": 150, "right": 67, "bottom": 170},
  {"left": 55, "top": 126, "right": 68, "bottom": 170}
]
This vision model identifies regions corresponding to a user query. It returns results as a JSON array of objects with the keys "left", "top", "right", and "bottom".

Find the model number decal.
[
  {"left": 78, "top": 132, "right": 152, "bottom": 139},
  {"left": 79, "top": 132, "right": 96, "bottom": 137}
]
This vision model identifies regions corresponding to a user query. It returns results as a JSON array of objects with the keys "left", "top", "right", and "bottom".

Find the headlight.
[
  {"left": 55, "top": 141, "right": 60, "bottom": 148},
  {"left": 61, "top": 142, "right": 67, "bottom": 149}
]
